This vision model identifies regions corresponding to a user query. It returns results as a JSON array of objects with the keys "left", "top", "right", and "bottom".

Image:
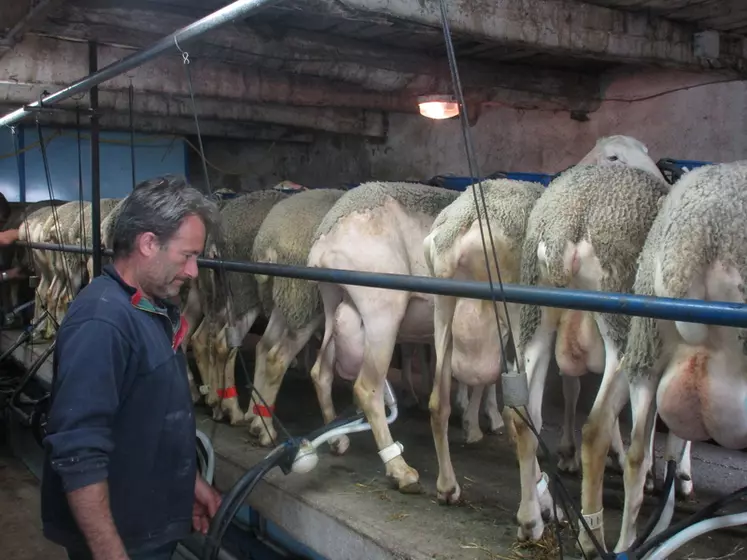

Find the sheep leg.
[
  {"left": 482, "top": 382, "right": 504, "bottom": 434},
  {"left": 614, "top": 376, "right": 658, "bottom": 552},
  {"left": 346, "top": 287, "right": 420, "bottom": 493},
  {"left": 191, "top": 318, "right": 214, "bottom": 407},
  {"left": 399, "top": 343, "right": 420, "bottom": 410},
  {"left": 249, "top": 309, "right": 322, "bottom": 446},
  {"left": 418, "top": 343, "right": 434, "bottom": 411},
  {"left": 309, "top": 285, "right": 349, "bottom": 456},
  {"left": 247, "top": 304, "right": 287, "bottom": 443},
  {"left": 645, "top": 425, "right": 657, "bottom": 494},
  {"left": 578, "top": 318, "right": 630, "bottom": 558},
  {"left": 458, "top": 381, "right": 471, "bottom": 416},
  {"left": 44, "top": 275, "right": 61, "bottom": 339},
  {"left": 258, "top": 317, "right": 322, "bottom": 445},
  {"left": 182, "top": 281, "right": 204, "bottom": 404},
  {"left": 557, "top": 374, "right": 581, "bottom": 474},
  {"left": 506, "top": 311, "right": 563, "bottom": 542},
  {"left": 32, "top": 286, "right": 48, "bottom": 342},
  {"left": 430, "top": 293, "right": 460, "bottom": 503},
  {"left": 463, "top": 384, "right": 485, "bottom": 444},
  {"left": 220, "top": 307, "right": 260, "bottom": 425},
  {"left": 675, "top": 439, "right": 694, "bottom": 499},
  {"left": 606, "top": 418, "right": 626, "bottom": 474}
]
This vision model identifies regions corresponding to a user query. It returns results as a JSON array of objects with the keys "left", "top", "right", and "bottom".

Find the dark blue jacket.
[{"left": 41, "top": 264, "right": 197, "bottom": 554}]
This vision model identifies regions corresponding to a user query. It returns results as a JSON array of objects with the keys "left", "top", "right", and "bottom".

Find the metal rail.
[
  {"left": 0, "top": 0, "right": 278, "bottom": 128},
  {"left": 19, "top": 241, "right": 747, "bottom": 328}
]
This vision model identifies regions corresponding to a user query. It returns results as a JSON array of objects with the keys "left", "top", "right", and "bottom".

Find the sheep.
[
  {"left": 32, "top": 201, "right": 90, "bottom": 339},
  {"left": 16, "top": 204, "right": 65, "bottom": 337},
  {"left": 1, "top": 200, "right": 65, "bottom": 320},
  {"left": 307, "top": 181, "right": 459, "bottom": 492},
  {"left": 608, "top": 161, "right": 747, "bottom": 554},
  {"left": 54, "top": 198, "right": 122, "bottom": 319},
  {"left": 245, "top": 187, "right": 346, "bottom": 448},
  {"left": 423, "top": 177, "right": 545, "bottom": 504},
  {"left": 190, "top": 189, "right": 290, "bottom": 425},
  {"left": 502, "top": 135, "right": 691, "bottom": 547}
]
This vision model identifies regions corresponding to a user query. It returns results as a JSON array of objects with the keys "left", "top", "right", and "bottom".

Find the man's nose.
[{"left": 185, "top": 257, "right": 198, "bottom": 278}]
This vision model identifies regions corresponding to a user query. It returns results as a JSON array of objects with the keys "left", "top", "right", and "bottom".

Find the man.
[{"left": 41, "top": 175, "right": 222, "bottom": 560}]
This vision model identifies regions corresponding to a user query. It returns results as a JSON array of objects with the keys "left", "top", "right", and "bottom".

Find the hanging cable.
[
  {"left": 434, "top": 2, "right": 611, "bottom": 557},
  {"left": 129, "top": 82, "right": 136, "bottom": 190},
  {"left": 6, "top": 125, "right": 58, "bottom": 346},
  {"left": 76, "top": 107, "right": 88, "bottom": 286},
  {"left": 173, "top": 39, "right": 292, "bottom": 450},
  {"left": 35, "top": 117, "right": 80, "bottom": 315}
]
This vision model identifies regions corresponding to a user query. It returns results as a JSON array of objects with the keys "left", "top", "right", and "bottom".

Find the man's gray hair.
[{"left": 112, "top": 175, "right": 220, "bottom": 258}]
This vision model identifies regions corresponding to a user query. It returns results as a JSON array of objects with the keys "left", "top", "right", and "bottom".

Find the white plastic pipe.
[
  {"left": 644, "top": 512, "right": 747, "bottom": 560},
  {"left": 310, "top": 380, "right": 398, "bottom": 449},
  {"left": 196, "top": 429, "right": 215, "bottom": 485}
]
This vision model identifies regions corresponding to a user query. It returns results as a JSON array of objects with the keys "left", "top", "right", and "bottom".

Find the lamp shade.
[{"left": 417, "top": 95, "right": 459, "bottom": 119}]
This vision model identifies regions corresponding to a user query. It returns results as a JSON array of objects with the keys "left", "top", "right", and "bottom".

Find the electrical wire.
[
  {"left": 435, "top": 2, "right": 608, "bottom": 557},
  {"left": 174, "top": 41, "right": 293, "bottom": 458}
]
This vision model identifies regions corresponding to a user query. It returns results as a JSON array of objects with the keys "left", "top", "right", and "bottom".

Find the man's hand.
[
  {"left": 0, "top": 228, "right": 19, "bottom": 247},
  {"left": 4, "top": 266, "right": 25, "bottom": 281},
  {"left": 193, "top": 475, "right": 222, "bottom": 534}
]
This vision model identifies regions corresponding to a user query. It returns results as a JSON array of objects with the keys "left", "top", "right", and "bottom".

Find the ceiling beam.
[
  {"left": 31, "top": 3, "right": 600, "bottom": 112},
  {"left": 315, "top": 0, "right": 747, "bottom": 73},
  {"left": 0, "top": 80, "right": 388, "bottom": 138},
  {"left": 1, "top": 33, "right": 414, "bottom": 117},
  {"left": 0, "top": 0, "right": 63, "bottom": 55},
  {"left": 0, "top": 100, "right": 316, "bottom": 142}
]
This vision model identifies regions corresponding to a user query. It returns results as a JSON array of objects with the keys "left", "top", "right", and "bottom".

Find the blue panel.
[
  {"left": 504, "top": 172, "right": 554, "bottom": 186},
  {"left": 12, "top": 125, "right": 186, "bottom": 202},
  {"left": 665, "top": 159, "right": 712, "bottom": 171},
  {"left": 0, "top": 127, "right": 22, "bottom": 202}
]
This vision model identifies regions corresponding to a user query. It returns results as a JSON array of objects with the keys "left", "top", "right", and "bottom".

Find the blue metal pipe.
[{"left": 19, "top": 241, "right": 747, "bottom": 328}]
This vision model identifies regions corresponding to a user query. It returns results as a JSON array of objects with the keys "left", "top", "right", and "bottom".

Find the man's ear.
[{"left": 136, "top": 232, "right": 160, "bottom": 257}]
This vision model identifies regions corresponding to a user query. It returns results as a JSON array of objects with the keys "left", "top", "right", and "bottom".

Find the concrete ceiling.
[
  {"left": 1, "top": 0, "right": 746, "bottom": 140},
  {"left": 580, "top": 1, "right": 747, "bottom": 35}
]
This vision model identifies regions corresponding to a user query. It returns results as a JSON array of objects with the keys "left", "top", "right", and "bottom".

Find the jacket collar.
[{"left": 102, "top": 264, "right": 189, "bottom": 350}]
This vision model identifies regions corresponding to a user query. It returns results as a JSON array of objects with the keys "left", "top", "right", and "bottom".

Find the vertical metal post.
[{"left": 89, "top": 41, "right": 102, "bottom": 278}]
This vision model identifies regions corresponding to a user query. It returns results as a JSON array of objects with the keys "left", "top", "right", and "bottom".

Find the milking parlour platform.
[{"left": 3, "top": 328, "right": 747, "bottom": 560}]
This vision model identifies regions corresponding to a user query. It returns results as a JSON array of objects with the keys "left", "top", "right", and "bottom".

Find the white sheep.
[
  {"left": 307, "top": 181, "right": 459, "bottom": 492},
  {"left": 423, "top": 177, "right": 545, "bottom": 504},
  {"left": 503, "top": 136, "right": 693, "bottom": 549},
  {"left": 245, "top": 187, "right": 346, "bottom": 447},
  {"left": 56, "top": 198, "right": 122, "bottom": 318},
  {"left": 16, "top": 204, "right": 63, "bottom": 338},
  {"left": 191, "top": 189, "right": 290, "bottom": 424},
  {"left": 608, "top": 160, "right": 747, "bottom": 554},
  {"left": 38, "top": 201, "right": 92, "bottom": 338}
]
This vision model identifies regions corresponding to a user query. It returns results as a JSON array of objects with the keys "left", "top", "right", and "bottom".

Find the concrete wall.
[{"left": 193, "top": 69, "right": 747, "bottom": 191}]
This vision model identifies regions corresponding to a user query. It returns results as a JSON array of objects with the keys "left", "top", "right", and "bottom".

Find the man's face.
[{"left": 140, "top": 214, "right": 206, "bottom": 300}]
